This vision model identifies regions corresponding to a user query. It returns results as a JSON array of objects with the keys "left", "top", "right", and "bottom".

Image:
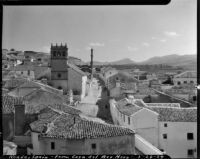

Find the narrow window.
[
  {"left": 27, "top": 70, "right": 30, "bottom": 76},
  {"left": 91, "top": 143, "right": 96, "bottom": 149},
  {"left": 21, "top": 71, "right": 23, "bottom": 74},
  {"left": 51, "top": 142, "right": 55, "bottom": 150},
  {"left": 187, "top": 133, "right": 194, "bottom": 140},
  {"left": 123, "top": 114, "right": 125, "bottom": 122},
  {"left": 53, "top": 51, "right": 56, "bottom": 57},
  {"left": 163, "top": 134, "right": 167, "bottom": 139},
  {"left": 128, "top": 117, "right": 130, "bottom": 125},
  {"left": 188, "top": 149, "right": 194, "bottom": 157},
  {"left": 105, "top": 105, "right": 108, "bottom": 109},
  {"left": 57, "top": 73, "right": 61, "bottom": 78},
  {"left": 164, "top": 123, "right": 167, "bottom": 127},
  {"left": 62, "top": 51, "right": 65, "bottom": 56},
  {"left": 193, "top": 96, "right": 196, "bottom": 101}
]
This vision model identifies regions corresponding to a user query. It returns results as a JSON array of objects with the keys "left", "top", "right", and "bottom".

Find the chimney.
[
  {"left": 90, "top": 48, "right": 93, "bottom": 79},
  {"left": 14, "top": 104, "right": 25, "bottom": 136}
]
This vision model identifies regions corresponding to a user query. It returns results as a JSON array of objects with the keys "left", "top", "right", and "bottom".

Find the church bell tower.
[{"left": 50, "top": 43, "right": 69, "bottom": 91}]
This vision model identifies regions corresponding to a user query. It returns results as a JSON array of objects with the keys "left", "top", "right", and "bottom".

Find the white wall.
[
  {"left": 30, "top": 133, "right": 135, "bottom": 155},
  {"left": 110, "top": 87, "right": 121, "bottom": 98},
  {"left": 29, "top": 132, "right": 43, "bottom": 155},
  {"left": 173, "top": 78, "right": 196, "bottom": 86},
  {"left": 132, "top": 109, "right": 159, "bottom": 147},
  {"left": 81, "top": 76, "right": 87, "bottom": 99},
  {"left": 16, "top": 70, "right": 35, "bottom": 79},
  {"left": 109, "top": 99, "right": 159, "bottom": 147},
  {"left": 158, "top": 122, "right": 197, "bottom": 158}
]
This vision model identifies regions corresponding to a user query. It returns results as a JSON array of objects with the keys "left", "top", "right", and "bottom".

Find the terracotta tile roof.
[
  {"left": 33, "top": 66, "right": 50, "bottom": 79},
  {"left": 31, "top": 107, "right": 134, "bottom": 139},
  {"left": 147, "top": 107, "right": 197, "bottom": 122},
  {"left": 68, "top": 63, "right": 86, "bottom": 76},
  {"left": 174, "top": 71, "right": 196, "bottom": 78},
  {"left": 2, "top": 95, "right": 25, "bottom": 114},
  {"left": 8, "top": 88, "right": 40, "bottom": 98},
  {"left": 48, "top": 104, "right": 81, "bottom": 115},
  {"left": 11, "top": 80, "right": 63, "bottom": 96},
  {"left": 13, "top": 64, "right": 35, "bottom": 71},
  {"left": 145, "top": 103, "right": 180, "bottom": 108},
  {"left": 30, "top": 107, "right": 61, "bottom": 132},
  {"left": 116, "top": 98, "right": 143, "bottom": 116},
  {"left": 134, "top": 99, "right": 147, "bottom": 107},
  {"left": 4, "top": 78, "right": 28, "bottom": 89}
]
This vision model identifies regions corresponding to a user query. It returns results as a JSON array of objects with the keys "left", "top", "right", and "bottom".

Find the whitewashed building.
[
  {"left": 110, "top": 96, "right": 197, "bottom": 158},
  {"left": 173, "top": 71, "right": 197, "bottom": 86}
]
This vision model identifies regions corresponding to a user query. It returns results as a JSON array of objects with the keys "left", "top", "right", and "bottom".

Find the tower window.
[
  {"left": 58, "top": 52, "right": 61, "bottom": 57},
  {"left": 51, "top": 142, "right": 55, "bottom": 150},
  {"left": 57, "top": 73, "right": 61, "bottom": 78},
  {"left": 164, "top": 123, "right": 167, "bottom": 127},
  {"left": 62, "top": 51, "right": 65, "bottom": 56},
  {"left": 53, "top": 51, "right": 56, "bottom": 57},
  {"left": 27, "top": 70, "right": 30, "bottom": 76}
]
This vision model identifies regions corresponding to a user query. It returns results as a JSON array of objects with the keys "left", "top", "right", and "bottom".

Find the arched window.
[{"left": 57, "top": 52, "right": 61, "bottom": 57}]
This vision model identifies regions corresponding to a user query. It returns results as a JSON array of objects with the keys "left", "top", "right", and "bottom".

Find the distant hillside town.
[{"left": 2, "top": 45, "right": 197, "bottom": 158}]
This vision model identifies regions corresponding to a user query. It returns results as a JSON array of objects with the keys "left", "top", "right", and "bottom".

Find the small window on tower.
[
  {"left": 62, "top": 51, "right": 65, "bottom": 56},
  {"left": 57, "top": 73, "right": 61, "bottom": 78},
  {"left": 53, "top": 51, "right": 56, "bottom": 57}
]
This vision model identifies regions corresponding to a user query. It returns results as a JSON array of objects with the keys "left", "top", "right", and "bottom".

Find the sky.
[{"left": 3, "top": 0, "right": 197, "bottom": 62}]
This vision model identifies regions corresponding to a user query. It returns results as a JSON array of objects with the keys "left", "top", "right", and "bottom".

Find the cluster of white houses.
[{"left": 109, "top": 92, "right": 197, "bottom": 158}]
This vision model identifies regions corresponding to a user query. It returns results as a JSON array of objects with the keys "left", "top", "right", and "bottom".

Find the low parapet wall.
[{"left": 135, "top": 134, "right": 164, "bottom": 155}]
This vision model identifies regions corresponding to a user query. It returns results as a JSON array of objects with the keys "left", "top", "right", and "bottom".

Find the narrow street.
[{"left": 76, "top": 76, "right": 113, "bottom": 124}]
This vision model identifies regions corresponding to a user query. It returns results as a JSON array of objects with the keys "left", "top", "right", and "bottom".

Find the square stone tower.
[{"left": 50, "top": 43, "right": 69, "bottom": 91}]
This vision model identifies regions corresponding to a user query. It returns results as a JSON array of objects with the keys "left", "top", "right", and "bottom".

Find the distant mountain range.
[
  {"left": 86, "top": 58, "right": 135, "bottom": 65},
  {"left": 87, "top": 54, "right": 196, "bottom": 68}
]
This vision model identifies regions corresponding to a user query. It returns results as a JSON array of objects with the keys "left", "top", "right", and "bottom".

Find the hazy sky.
[{"left": 3, "top": 0, "right": 197, "bottom": 62}]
